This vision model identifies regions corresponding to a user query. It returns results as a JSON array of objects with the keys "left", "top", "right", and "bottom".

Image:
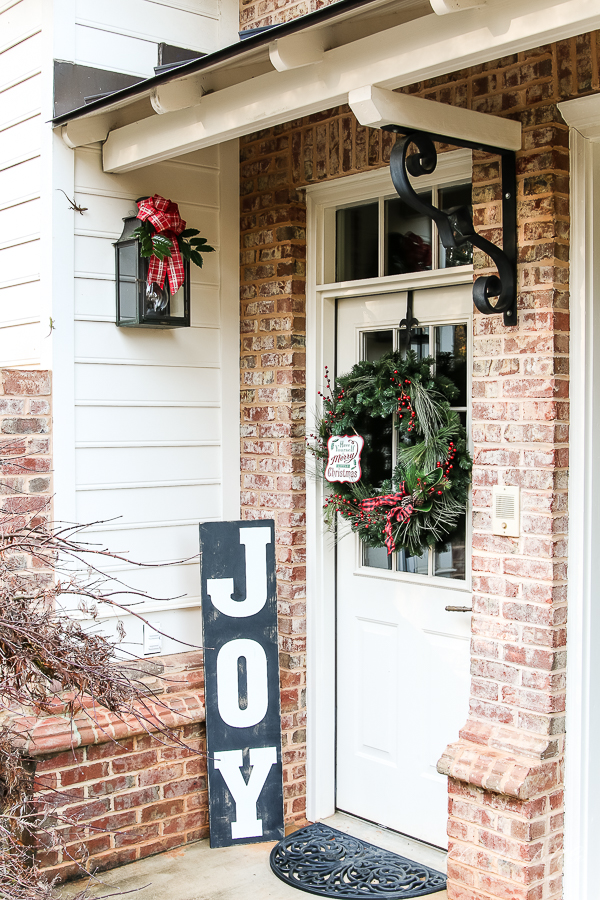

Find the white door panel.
[{"left": 336, "top": 288, "right": 472, "bottom": 848}]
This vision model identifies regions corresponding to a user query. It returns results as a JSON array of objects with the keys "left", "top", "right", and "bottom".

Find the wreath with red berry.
[{"left": 309, "top": 352, "right": 472, "bottom": 557}]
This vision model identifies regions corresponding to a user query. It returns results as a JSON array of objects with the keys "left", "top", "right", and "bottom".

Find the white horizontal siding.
[
  {"left": 0, "top": 156, "right": 39, "bottom": 208},
  {"left": 76, "top": 482, "right": 221, "bottom": 525},
  {"left": 0, "top": 30, "right": 42, "bottom": 89},
  {"left": 67, "top": 142, "right": 234, "bottom": 653},
  {"left": 0, "top": 0, "right": 42, "bottom": 54},
  {"left": 0, "top": 114, "right": 41, "bottom": 170},
  {"left": 0, "top": 72, "right": 41, "bottom": 128},
  {"left": 73, "top": 0, "right": 225, "bottom": 78},
  {"left": 74, "top": 359, "right": 220, "bottom": 400},
  {"left": 0, "top": 197, "right": 40, "bottom": 245},
  {"left": 76, "top": 443, "right": 220, "bottom": 484},
  {"left": 0, "top": 24, "right": 42, "bottom": 366}
]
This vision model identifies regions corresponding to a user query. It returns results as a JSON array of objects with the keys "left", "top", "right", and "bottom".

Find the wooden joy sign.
[{"left": 200, "top": 520, "right": 284, "bottom": 848}]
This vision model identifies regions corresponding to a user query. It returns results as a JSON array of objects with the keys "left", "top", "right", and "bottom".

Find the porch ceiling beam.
[
  {"left": 349, "top": 85, "right": 522, "bottom": 151},
  {"left": 102, "top": 0, "right": 600, "bottom": 173}
]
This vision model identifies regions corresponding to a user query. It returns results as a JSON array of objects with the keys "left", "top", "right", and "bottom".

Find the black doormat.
[{"left": 269, "top": 823, "right": 447, "bottom": 899}]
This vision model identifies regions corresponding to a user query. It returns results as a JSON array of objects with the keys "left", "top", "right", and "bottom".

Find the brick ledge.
[
  {"left": 437, "top": 739, "right": 562, "bottom": 800},
  {"left": 6, "top": 650, "right": 205, "bottom": 757}
]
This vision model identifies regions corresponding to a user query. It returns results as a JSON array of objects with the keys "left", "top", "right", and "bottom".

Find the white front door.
[{"left": 335, "top": 286, "right": 472, "bottom": 849}]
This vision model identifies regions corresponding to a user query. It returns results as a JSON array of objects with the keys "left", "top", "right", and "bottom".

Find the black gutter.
[{"left": 52, "top": 0, "right": 391, "bottom": 126}]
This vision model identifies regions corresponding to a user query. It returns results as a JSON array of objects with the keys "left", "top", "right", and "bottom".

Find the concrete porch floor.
[{"left": 59, "top": 813, "right": 448, "bottom": 900}]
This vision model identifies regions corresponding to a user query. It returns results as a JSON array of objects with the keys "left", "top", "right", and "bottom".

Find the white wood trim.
[
  {"left": 306, "top": 187, "right": 337, "bottom": 822},
  {"left": 558, "top": 93, "right": 600, "bottom": 141},
  {"left": 217, "top": 139, "right": 241, "bottom": 520},
  {"left": 562, "top": 125, "right": 600, "bottom": 900}
]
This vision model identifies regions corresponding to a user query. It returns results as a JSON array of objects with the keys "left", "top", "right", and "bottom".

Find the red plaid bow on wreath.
[
  {"left": 359, "top": 489, "right": 415, "bottom": 554},
  {"left": 137, "top": 195, "right": 186, "bottom": 294}
]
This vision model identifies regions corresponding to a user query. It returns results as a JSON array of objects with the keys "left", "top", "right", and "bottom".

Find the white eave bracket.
[
  {"left": 348, "top": 85, "right": 521, "bottom": 151},
  {"left": 269, "top": 31, "right": 326, "bottom": 71}
]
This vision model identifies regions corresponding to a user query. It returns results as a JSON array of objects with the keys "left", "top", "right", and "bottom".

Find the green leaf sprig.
[{"left": 131, "top": 220, "right": 215, "bottom": 269}]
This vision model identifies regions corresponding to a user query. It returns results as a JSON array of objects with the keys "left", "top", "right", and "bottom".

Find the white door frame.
[
  {"left": 303, "top": 156, "right": 473, "bottom": 822},
  {"left": 557, "top": 94, "right": 600, "bottom": 900}
]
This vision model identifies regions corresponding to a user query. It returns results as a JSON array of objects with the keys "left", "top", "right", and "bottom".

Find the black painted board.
[{"left": 200, "top": 519, "right": 285, "bottom": 848}]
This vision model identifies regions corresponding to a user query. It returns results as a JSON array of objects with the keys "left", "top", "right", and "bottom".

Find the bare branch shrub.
[{"left": 0, "top": 439, "right": 201, "bottom": 899}]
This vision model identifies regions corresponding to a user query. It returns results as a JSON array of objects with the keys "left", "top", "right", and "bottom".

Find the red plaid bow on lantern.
[
  {"left": 137, "top": 195, "right": 186, "bottom": 294},
  {"left": 359, "top": 489, "right": 414, "bottom": 554}
]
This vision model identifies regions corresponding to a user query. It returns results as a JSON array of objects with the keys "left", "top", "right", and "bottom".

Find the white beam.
[
  {"left": 349, "top": 85, "right": 521, "bottom": 150},
  {"left": 269, "top": 32, "right": 326, "bottom": 71},
  {"left": 102, "top": 0, "right": 600, "bottom": 173}
]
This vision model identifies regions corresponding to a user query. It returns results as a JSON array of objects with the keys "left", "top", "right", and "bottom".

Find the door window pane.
[
  {"left": 364, "top": 545, "right": 393, "bottom": 570},
  {"left": 354, "top": 410, "right": 393, "bottom": 488},
  {"left": 336, "top": 203, "right": 379, "bottom": 281},
  {"left": 397, "top": 547, "right": 429, "bottom": 575},
  {"left": 438, "top": 183, "right": 473, "bottom": 269},
  {"left": 435, "top": 324, "right": 468, "bottom": 407},
  {"left": 385, "top": 194, "right": 432, "bottom": 276},
  {"left": 434, "top": 515, "right": 466, "bottom": 580},
  {"left": 364, "top": 330, "right": 393, "bottom": 362}
]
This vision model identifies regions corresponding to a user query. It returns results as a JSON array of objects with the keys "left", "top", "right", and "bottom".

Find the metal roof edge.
[{"left": 52, "top": 0, "right": 401, "bottom": 127}]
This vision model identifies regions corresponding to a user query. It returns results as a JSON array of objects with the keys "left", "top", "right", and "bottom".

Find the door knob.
[{"left": 445, "top": 605, "right": 473, "bottom": 612}]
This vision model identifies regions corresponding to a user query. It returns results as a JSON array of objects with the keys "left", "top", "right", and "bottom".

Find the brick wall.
[
  {"left": 0, "top": 368, "right": 52, "bottom": 541},
  {"left": 31, "top": 652, "right": 207, "bottom": 883},
  {"left": 239, "top": 34, "right": 599, "bottom": 900},
  {"left": 240, "top": 0, "right": 338, "bottom": 32}
]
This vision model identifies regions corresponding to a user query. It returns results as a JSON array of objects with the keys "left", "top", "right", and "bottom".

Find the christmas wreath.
[{"left": 309, "top": 352, "right": 472, "bottom": 557}]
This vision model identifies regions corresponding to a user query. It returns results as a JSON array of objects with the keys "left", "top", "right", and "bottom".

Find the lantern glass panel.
[
  {"left": 118, "top": 242, "right": 137, "bottom": 277},
  {"left": 169, "top": 285, "right": 185, "bottom": 318},
  {"left": 119, "top": 278, "right": 138, "bottom": 321}
]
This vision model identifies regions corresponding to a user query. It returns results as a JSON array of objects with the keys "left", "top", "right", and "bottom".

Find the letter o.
[{"left": 216, "top": 638, "right": 268, "bottom": 728}]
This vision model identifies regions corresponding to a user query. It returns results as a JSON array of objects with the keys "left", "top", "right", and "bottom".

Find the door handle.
[{"left": 445, "top": 605, "right": 473, "bottom": 613}]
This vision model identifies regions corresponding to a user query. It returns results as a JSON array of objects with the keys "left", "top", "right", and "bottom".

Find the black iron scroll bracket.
[
  {"left": 399, "top": 289, "right": 419, "bottom": 354},
  {"left": 384, "top": 126, "right": 517, "bottom": 327}
]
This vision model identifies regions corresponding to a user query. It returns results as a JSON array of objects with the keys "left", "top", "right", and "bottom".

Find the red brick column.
[
  {"left": 436, "top": 49, "right": 571, "bottom": 900},
  {"left": 240, "top": 127, "right": 308, "bottom": 824}
]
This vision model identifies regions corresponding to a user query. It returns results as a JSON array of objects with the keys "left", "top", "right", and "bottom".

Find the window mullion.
[{"left": 378, "top": 196, "right": 385, "bottom": 277}]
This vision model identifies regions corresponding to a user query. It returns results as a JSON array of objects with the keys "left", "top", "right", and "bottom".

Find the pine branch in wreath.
[{"left": 308, "top": 352, "right": 472, "bottom": 558}]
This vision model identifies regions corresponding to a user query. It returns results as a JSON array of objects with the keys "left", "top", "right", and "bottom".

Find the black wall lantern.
[{"left": 115, "top": 213, "right": 191, "bottom": 328}]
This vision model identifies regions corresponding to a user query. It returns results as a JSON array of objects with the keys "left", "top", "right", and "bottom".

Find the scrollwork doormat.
[{"left": 269, "top": 823, "right": 447, "bottom": 898}]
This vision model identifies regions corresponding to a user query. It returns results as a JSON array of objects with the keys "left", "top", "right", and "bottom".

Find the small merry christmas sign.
[{"left": 325, "top": 435, "right": 364, "bottom": 483}]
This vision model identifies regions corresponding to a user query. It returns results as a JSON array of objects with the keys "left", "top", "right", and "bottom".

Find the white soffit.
[
  {"left": 95, "top": 0, "right": 600, "bottom": 172},
  {"left": 558, "top": 93, "right": 600, "bottom": 141},
  {"left": 349, "top": 85, "right": 522, "bottom": 150}
]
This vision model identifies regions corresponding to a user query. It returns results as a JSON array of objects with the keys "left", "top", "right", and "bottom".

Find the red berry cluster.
[
  {"left": 390, "top": 372, "right": 416, "bottom": 432},
  {"left": 323, "top": 493, "right": 379, "bottom": 531},
  {"left": 442, "top": 441, "right": 457, "bottom": 477}
]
